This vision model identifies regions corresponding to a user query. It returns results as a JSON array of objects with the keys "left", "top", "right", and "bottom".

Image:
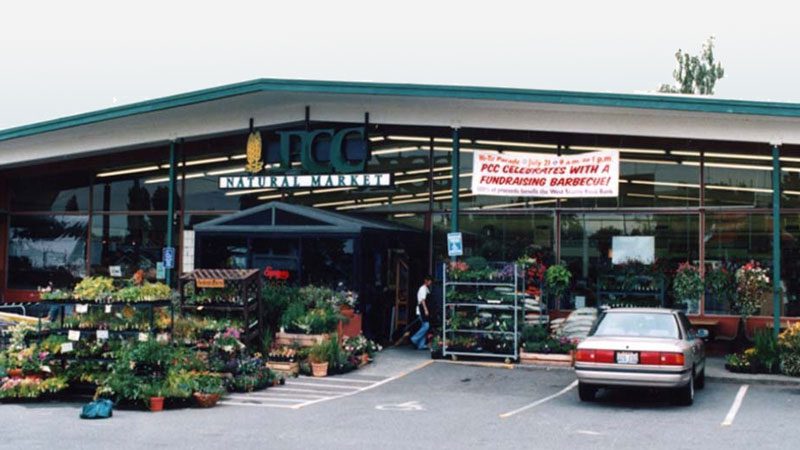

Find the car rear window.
[{"left": 592, "top": 312, "right": 679, "bottom": 338}]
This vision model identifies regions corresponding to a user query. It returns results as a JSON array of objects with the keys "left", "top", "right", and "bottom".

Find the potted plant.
[
  {"left": 545, "top": 264, "right": 572, "bottom": 308},
  {"left": 192, "top": 374, "right": 225, "bottom": 408},
  {"left": 145, "top": 382, "right": 165, "bottom": 412},
  {"left": 673, "top": 262, "right": 703, "bottom": 314},
  {"left": 732, "top": 261, "right": 770, "bottom": 351},
  {"left": 308, "top": 341, "right": 330, "bottom": 377}
]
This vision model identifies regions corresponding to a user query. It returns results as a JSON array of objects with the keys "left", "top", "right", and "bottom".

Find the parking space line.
[
  {"left": 499, "top": 380, "right": 579, "bottom": 419},
  {"left": 225, "top": 395, "right": 311, "bottom": 402},
  {"left": 270, "top": 387, "right": 350, "bottom": 395},
  {"left": 297, "top": 376, "right": 376, "bottom": 384},
  {"left": 284, "top": 381, "right": 361, "bottom": 390},
  {"left": 721, "top": 385, "right": 749, "bottom": 427},
  {"left": 219, "top": 401, "right": 297, "bottom": 408},
  {"left": 292, "top": 360, "right": 434, "bottom": 409}
]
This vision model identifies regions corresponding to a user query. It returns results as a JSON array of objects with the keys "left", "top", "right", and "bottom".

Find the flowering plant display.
[
  {"left": 343, "top": 335, "right": 382, "bottom": 357},
  {"left": 0, "top": 376, "right": 68, "bottom": 399},
  {"left": 733, "top": 261, "right": 770, "bottom": 319},
  {"left": 673, "top": 262, "right": 704, "bottom": 313}
]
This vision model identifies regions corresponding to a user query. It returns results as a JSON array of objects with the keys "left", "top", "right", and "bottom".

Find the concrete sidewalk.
[{"left": 704, "top": 356, "right": 800, "bottom": 386}]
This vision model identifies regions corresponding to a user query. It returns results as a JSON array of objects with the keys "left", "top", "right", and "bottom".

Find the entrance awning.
[{"left": 193, "top": 201, "right": 416, "bottom": 236}]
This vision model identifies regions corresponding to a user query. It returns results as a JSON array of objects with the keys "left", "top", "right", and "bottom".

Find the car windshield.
[{"left": 592, "top": 312, "right": 680, "bottom": 339}]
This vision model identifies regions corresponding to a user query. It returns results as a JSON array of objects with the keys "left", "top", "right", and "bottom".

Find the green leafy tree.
[{"left": 658, "top": 36, "right": 724, "bottom": 95}]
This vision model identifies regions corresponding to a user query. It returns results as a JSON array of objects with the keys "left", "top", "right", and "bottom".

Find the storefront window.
[
  {"left": 198, "top": 237, "right": 248, "bottom": 269},
  {"left": 704, "top": 213, "right": 771, "bottom": 314},
  {"left": 301, "top": 238, "right": 355, "bottom": 288},
  {"left": 705, "top": 162, "right": 773, "bottom": 208},
  {"left": 8, "top": 215, "right": 88, "bottom": 289},
  {"left": 560, "top": 213, "right": 699, "bottom": 309},
  {"left": 93, "top": 177, "right": 176, "bottom": 212},
  {"left": 89, "top": 214, "right": 167, "bottom": 278},
  {"left": 10, "top": 175, "right": 90, "bottom": 212}
]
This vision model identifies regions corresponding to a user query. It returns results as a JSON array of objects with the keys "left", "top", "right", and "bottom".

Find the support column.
[
  {"left": 165, "top": 140, "right": 177, "bottom": 287},
  {"left": 772, "top": 144, "right": 782, "bottom": 338},
  {"left": 450, "top": 128, "right": 460, "bottom": 233}
]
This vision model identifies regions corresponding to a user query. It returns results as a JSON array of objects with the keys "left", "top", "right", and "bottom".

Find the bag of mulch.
[{"left": 80, "top": 399, "right": 113, "bottom": 419}]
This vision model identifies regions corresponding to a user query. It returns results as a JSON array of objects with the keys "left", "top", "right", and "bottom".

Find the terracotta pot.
[
  {"left": 311, "top": 362, "right": 329, "bottom": 377},
  {"left": 360, "top": 353, "right": 370, "bottom": 365},
  {"left": 7, "top": 368, "right": 23, "bottom": 378},
  {"left": 193, "top": 393, "right": 220, "bottom": 408},
  {"left": 149, "top": 396, "right": 165, "bottom": 412}
]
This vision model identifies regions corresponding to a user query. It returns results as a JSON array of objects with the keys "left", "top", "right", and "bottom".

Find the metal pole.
[
  {"left": 165, "top": 140, "right": 177, "bottom": 287},
  {"left": 772, "top": 144, "right": 781, "bottom": 338},
  {"left": 450, "top": 128, "right": 460, "bottom": 233}
]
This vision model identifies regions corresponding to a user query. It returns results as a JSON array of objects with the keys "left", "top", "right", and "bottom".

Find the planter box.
[
  {"left": 274, "top": 332, "right": 328, "bottom": 347},
  {"left": 267, "top": 361, "right": 300, "bottom": 377},
  {"left": 519, "top": 350, "right": 574, "bottom": 367}
]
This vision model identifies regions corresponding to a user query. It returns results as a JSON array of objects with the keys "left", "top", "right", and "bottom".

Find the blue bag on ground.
[{"left": 80, "top": 399, "right": 113, "bottom": 419}]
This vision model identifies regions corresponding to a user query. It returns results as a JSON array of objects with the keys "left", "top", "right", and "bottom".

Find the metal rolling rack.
[{"left": 441, "top": 262, "right": 522, "bottom": 361}]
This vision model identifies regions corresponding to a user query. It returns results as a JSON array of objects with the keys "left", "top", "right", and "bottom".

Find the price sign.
[
  {"left": 68, "top": 330, "right": 81, "bottom": 341},
  {"left": 138, "top": 332, "right": 149, "bottom": 342},
  {"left": 105, "top": 304, "right": 113, "bottom": 313},
  {"left": 156, "top": 333, "right": 169, "bottom": 343},
  {"left": 109, "top": 266, "right": 123, "bottom": 277},
  {"left": 196, "top": 278, "right": 225, "bottom": 288},
  {"left": 96, "top": 330, "right": 110, "bottom": 340},
  {"left": 60, "top": 342, "right": 73, "bottom": 353},
  {"left": 75, "top": 304, "right": 89, "bottom": 314}
]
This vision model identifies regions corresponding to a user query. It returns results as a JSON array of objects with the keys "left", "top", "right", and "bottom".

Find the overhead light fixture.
[
  {"left": 314, "top": 199, "right": 356, "bottom": 208},
  {"left": 475, "top": 140, "right": 557, "bottom": 149},
  {"left": 224, "top": 188, "right": 276, "bottom": 196},
  {"left": 231, "top": 154, "right": 248, "bottom": 160},
  {"left": 259, "top": 194, "right": 284, "bottom": 201},
  {"left": 369, "top": 136, "right": 385, "bottom": 142},
  {"left": 207, "top": 167, "right": 246, "bottom": 176},
  {"left": 160, "top": 157, "right": 231, "bottom": 169},
  {"left": 622, "top": 158, "right": 679, "bottom": 165},
  {"left": 671, "top": 151, "right": 701, "bottom": 157},
  {"left": 386, "top": 135, "right": 430, "bottom": 142},
  {"left": 371, "top": 146, "right": 421, "bottom": 156},
  {"left": 682, "top": 161, "right": 771, "bottom": 171},
  {"left": 404, "top": 166, "right": 452, "bottom": 175},
  {"left": 97, "top": 166, "right": 162, "bottom": 178},
  {"left": 394, "top": 213, "right": 416, "bottom": 218},
  {"left": 312, "top": 187, "right": 355, "bottom": 194},
  {"left": 571, "top": 146, "right": 664, "bottom": 155}
]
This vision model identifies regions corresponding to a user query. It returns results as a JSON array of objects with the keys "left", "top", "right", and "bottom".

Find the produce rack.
[
  {"left": 442, "top": 262, "right": 522, "bottom": 361},
  {"left": 179, "top": 269, "right": 263, "bottom": 346}
]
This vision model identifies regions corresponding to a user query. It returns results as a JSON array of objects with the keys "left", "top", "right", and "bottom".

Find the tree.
[{"left": 658, "top": 36, "right": 724, "bottom": 95}]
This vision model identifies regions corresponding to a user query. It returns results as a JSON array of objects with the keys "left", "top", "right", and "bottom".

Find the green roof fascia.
[{"left": 3, "top": 78, "right": 800, "bottom": 143}]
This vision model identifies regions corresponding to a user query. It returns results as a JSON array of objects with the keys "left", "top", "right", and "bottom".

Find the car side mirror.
[{"left": 696, "top": 328, "right": 709, "bottom": 340}]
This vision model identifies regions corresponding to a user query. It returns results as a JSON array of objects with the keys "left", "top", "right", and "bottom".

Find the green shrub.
[
  {"left": 780, "top": 353, "right": 800, "bottom": 377},
  {"left": 752, "top": 328, "right": 781, "bottom": 373}
]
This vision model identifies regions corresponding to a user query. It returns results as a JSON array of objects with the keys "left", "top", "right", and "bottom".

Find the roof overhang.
[{"left": 2, "top": 78, "right": 800, "bottom": 168}]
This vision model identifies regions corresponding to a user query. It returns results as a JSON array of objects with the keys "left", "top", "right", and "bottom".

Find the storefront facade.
[{"left": 2, "top": 78, "right": 800, "bottom": 337}]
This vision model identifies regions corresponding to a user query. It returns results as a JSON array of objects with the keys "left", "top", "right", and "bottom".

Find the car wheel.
[
  {"left": 578, "top": 382, "right": 597, "bottom": 402},
  {"left": 673, "top": 371, "right": 695, "bottom": 406},
  {"left": 696, "top": 367, "right": 705, "bottom": 390}
]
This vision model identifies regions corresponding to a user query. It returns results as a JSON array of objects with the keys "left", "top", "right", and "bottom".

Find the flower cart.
[
  {"left": 179, "top": 269, "right": 264, "bottom": 348},
  {"left": 442, "top": 261, "right": 523, "bottom": 362}
]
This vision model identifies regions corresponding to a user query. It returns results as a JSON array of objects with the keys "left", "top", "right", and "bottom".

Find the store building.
[{"left": 2, "top": 78, "right": 800, "bottom": 339}]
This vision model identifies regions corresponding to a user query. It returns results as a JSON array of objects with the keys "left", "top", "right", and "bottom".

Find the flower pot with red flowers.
[{"left": 7, "top": 368, "right": 24, "bottom": 379}]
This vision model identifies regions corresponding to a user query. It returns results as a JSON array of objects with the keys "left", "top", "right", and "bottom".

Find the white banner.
[{"left": 471, "top": 150, "right": 619, "bottom": 198}]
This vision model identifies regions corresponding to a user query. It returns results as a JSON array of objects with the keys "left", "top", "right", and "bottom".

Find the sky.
[{"left": 0, "top": 0, "right": 797, "bottom": 130}]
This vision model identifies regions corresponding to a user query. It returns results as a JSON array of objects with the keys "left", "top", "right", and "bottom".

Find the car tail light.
[
  {"left": 575, "top": 349, "right": 615, "bottom": 363},
  {"left": 595, "top": 350, "right": 615, "bottom": 363},
  {"left": 659, "top": 352, "right": 685, "bottom": 366},
  {"left": 639, "top": 351, "right": 661, "bottom": 365}
]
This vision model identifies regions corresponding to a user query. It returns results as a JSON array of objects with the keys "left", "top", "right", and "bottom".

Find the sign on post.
[
  {"left": 162, "top": 247, "right": 175, "bottom": 269},
  {"left": 447, "top": 232, "right": 463, "bottom": 257},
  {"left": 156, "top": 262, "right": 166, "bottom": 280}
]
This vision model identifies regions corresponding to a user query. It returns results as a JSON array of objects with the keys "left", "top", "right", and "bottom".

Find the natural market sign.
[
  {"left": 220, "top": 126, "right": 393, "bottom": 190},
  {"left": 219, "top": 173, "right": 391, "bottom": 189},
  {"left": 471, "top": 150, "right": 619, "bottom": 198}
]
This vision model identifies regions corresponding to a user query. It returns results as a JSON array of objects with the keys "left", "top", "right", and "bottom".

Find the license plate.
[{"left": 616, "top": 351, "right": 639, "bottom": 364}]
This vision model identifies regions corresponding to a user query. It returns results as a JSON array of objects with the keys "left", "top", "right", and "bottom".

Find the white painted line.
[
  {"left": 285, "top": 381, "right": 361, "bottom": 390},
  {"left": 499, "top": 380, "right": 579, "bottom": 419},
  {"left": 226, "top": 395, "right": 307, "bottom": 403},
  {"left": 219, "top": 401, "right": 297, "bottom": 409},
  {"left": 721, "top": 385, "right": 749, "bottom": 427},
  {"left": 292, "top": 360, "right": 435, "bottom": 409},
  {"left": 268, "top": 387, "right": 347, "bottom": 395},
  {"left": 298, "top": 376, "right": 377, "bottom": 384},
  {"left": 245, "top": 391, "right": 327, "bottom": 399}
]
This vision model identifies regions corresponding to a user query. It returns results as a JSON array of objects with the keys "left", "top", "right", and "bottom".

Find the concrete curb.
[{"left": 706, "top": 373, "right": 800, "bottom": 387}]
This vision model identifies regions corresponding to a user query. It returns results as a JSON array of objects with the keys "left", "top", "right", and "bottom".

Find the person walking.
[{"left": 410, "top": 275, "right": 433, "bottom": 350}]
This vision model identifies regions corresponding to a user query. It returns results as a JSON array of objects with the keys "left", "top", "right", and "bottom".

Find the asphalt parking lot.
[{"left": 2, "top": 353, "right": 799, "bottom": 449}]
